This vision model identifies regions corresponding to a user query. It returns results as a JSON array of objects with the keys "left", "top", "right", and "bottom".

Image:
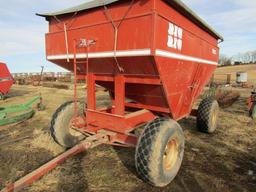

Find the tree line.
[{"left": 219, "top": 50, "right": 256, "bottom": 66}]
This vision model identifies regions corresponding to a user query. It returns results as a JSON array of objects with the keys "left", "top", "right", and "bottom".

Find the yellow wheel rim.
[
  {"left": 211, "top": 107, "right": 218, "bottom": 129},
  {"left": 163, "top": 138, "right": 178, "bottom": 171}
]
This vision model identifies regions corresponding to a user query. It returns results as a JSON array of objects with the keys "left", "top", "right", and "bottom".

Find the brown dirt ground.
[{"left": 0, "top": 84, "right": 256, "bottom": 192}]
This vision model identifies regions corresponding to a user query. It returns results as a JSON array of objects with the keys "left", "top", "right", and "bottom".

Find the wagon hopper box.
[{"left": 36, "top": 0, "right": 223, "bottom": 187}]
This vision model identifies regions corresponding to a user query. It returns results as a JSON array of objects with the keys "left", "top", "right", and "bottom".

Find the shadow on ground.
[{"left": 57, "top": 152, "right": 88, "bottom": 192}]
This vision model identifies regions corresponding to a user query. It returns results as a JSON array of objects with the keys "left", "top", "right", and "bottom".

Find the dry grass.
[
  {"left": 31, "top": 129, "right": 64, "bottom": 155},
  {"left": 42, "top": 82, "right": 70, "bottom": 90},
  {"left": 214, "top": 64, "right": 256, "bottom": 85},
  {"left": 215, "top": 89, "right": 241, "bottom": 108},
  {"left": 202, "top": 87, "right": 241, "bottom": 108}
]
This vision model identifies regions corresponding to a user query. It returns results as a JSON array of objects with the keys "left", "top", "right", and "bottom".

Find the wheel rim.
[
  {"left": 211, "top": 107, "right": 218, "bottom": 129},
  {"left": 163, "top": 138, "right": 178, "bottom": 171}
]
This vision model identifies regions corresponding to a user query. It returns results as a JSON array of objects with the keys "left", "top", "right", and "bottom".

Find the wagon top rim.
[{"left": 36, "top": 0, "right": 224, "bottom": 41}]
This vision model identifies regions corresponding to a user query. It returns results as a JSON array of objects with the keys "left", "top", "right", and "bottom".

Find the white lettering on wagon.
[
  {"left": 167, "top": 22, "right": 183, "bottom": 50},
  {"left": 212, "top": 48, "right": 217, "bottom": 55}
]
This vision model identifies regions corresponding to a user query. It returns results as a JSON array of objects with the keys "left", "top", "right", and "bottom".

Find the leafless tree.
[
  {"left": 232, "top": 50, "right": 256, "bottom": 64},
  {"left": 252, "top": 50, "right": 256, "bottom": 63},
  {"left": 219, "top": 54, "right": 232, "bottom": 66}
]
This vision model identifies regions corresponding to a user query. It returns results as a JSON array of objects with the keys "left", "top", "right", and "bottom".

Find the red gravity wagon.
[
  {"left": 0, "top": 62, "right": 13, "bottom": 99},
  {"left": 38, "top": 0, "right": 223, "bottom": 186}
]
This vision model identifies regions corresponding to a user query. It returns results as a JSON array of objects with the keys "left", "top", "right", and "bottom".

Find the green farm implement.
[{"left": 0, "top": 96, "right": 45, "bottom": 126}]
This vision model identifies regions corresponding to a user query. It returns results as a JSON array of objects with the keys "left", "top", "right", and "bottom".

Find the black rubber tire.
[
  {"left": 135, "top": 118, "right": 185, "bottom": 187},
  {"left": 50, "top": 101, "right": 85, "bottom": 148},
  {"left": 197, "top": 98, "right": 219, "bottom": 133}
]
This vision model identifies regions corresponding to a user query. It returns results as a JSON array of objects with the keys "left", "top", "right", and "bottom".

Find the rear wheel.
[
  {"left": 135, "top": 118, "right": 185, "bottom": 187},
  {"left": 50, "top": 101, "right": 85, "bottom": 148},
  {"left": 197, "top": 98, "right": 219, "bottom": 133}
]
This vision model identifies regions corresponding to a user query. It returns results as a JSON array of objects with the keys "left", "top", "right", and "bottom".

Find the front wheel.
[
  {"left": 135, "top": 118, "right": 185, "bottom": 187},
  {"left": 50, "top": 101, "right": 85, "bottom": 148}
]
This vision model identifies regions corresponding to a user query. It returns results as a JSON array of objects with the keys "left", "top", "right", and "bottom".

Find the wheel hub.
[
  {"left": 163, "top": 138, "right": 178, "bottom": 171},
  {"left": 70, "top": 117, "right": 85, "bottom": 137},
  {"left": 211, "top": 108, "right": 218, "bottom": 129}
]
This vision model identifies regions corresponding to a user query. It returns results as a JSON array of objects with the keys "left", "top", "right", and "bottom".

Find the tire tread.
[{"left": 197, "top": 98, "right": 218, "bottom": 133}]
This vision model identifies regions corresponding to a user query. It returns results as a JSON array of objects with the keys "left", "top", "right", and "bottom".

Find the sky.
[{"left": 0, "top": 0, "right": 255, "bottom": 73}]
